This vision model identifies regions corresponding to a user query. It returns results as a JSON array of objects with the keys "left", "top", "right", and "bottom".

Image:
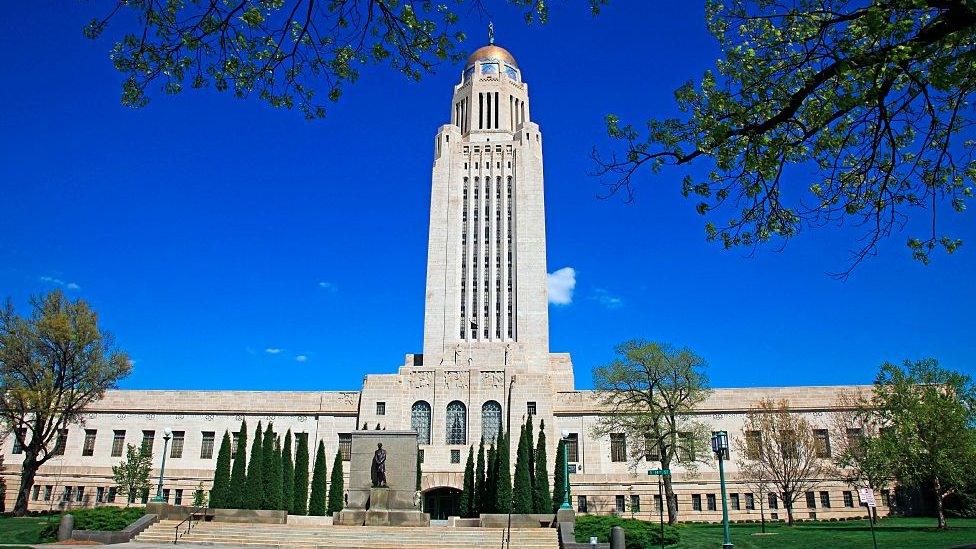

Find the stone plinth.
[{"left": 335, "top": 431, "right": 429, "bottom": 527}]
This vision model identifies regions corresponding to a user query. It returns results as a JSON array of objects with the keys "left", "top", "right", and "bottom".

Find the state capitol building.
[{"left": 1, "top": 42, "right": 883, "bottom": 522}]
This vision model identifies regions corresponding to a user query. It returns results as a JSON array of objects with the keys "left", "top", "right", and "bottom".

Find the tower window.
[
  {"left": 446, "top": 401, "right": 467, "bottom": 445},
  {"left": 411, "top": 401, "right": 431, "bottom": 445}
]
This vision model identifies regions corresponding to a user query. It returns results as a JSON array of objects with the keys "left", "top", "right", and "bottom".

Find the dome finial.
[{"left": 488, "top": 21, "right": 495, "bottom": 44}]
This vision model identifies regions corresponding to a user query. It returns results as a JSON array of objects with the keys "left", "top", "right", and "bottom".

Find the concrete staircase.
[{"left": 135, "top": 520, "right": 558, "bottom": 548}]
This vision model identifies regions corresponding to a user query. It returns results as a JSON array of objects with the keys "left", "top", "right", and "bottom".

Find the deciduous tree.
[
  {"left": 592, "top": 340, "right": 712, "bottom": 524},
  {"left": 0, "top": 291, "right": 132, "bottom": 515},
  {"left": 831, "top": 389, "right": 893, "bottom": 511},
  {"left": 112, "top": 443, "right": 151, "bottom": 507},
  {"left": 210, "top": 431, "right": 232, "bottom": 508}
]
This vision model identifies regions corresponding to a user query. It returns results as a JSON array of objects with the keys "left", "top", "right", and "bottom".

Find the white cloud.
[
  {"left": 295, "top": 355, "right": 308, "bottom": 363},
  {"left": 547, "top": 267, "right": 576, "bottom": 305},
  {"left": 591, "top": 288, "right": 623, "bottom": 309},
  {"left": 39, "top": 276, "right": 81, "bottom": 290},
  {"left": 264, "top": 348, "right": 282, "bottom": 355},
  {"left": 318, "top": 281, "right": 337, "bottom": 292}
]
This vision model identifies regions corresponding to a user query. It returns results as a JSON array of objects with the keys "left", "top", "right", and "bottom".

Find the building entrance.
[{"left": 423, "top": 487, "right": 461, "bottom": 520}]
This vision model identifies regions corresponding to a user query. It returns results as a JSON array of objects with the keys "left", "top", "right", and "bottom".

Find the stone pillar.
[
  {"left": 610, "top": 525, "right": 625, "bottom": 549},
  {"left": 57, "top": 514, "right": 74, "bottom": 542}
]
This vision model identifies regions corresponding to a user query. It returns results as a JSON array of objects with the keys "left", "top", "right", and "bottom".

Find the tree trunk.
[
  {"left": 933, "top": 476, "right": 947, "bottom": 529},
  {"left": 784, "top": 494, "right": 795, "bottom": 526},
  {"left": 13, "top": 450, "right": 39, "bottom": 516},
  {"left": 662, "top": 466, "right": 678, "bottom": 525}
]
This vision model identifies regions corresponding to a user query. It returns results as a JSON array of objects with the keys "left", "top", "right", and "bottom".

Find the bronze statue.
[{"left": 371, "top": 443, "right": 388, "bottom": 488}]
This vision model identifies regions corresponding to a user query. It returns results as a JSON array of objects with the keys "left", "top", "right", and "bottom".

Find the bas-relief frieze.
[
  {"left": 444, "top": 371, "right": 467, "bottom": 390},
  {"left": 410, "top": 371, "right": 434, "bottom": 389},
  {"left": 481, "top": 371, "right": 504, "bottom": 389}
]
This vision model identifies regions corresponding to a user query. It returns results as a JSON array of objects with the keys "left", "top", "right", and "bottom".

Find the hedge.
[{"left": 574, "top": 515, "right": 680, "bottom": 548}]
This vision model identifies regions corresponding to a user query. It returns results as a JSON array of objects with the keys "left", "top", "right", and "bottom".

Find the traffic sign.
[
  {"left": 648, "top": 469, "right": 671, "bottom": 476},
  {"left": 858, "top": 488, "right": 877, "bottom": 508}
]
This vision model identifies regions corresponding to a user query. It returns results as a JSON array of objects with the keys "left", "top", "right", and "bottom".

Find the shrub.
[
  {"left": 574, "top": 514, "right": 680, "bottom": 548},
  {"left": 62, "top": 507, "right": 146, "bottom": 531}
]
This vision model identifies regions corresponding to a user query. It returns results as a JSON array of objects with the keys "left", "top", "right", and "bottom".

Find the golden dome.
[{"left": 466, "top": 44, "right": 518, "bottom": 68}]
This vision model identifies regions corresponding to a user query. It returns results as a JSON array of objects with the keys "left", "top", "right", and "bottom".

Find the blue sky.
[{"left": 1, "top": 1, "right": 973, "bottom": 391}]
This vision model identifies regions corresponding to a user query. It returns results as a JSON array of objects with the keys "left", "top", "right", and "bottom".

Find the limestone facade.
[{"left": 0, "top": 43, "right": 887, "bottom": 522}]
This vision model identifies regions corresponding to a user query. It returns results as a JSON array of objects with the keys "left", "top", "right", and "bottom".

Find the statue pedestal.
[{"left": 336, "top": 487, "right": 429, "bottom": 527}]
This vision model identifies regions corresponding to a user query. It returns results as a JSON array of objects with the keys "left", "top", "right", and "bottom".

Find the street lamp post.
[
  {"left": 560, "top": 429, "right": 571, "bottom": 510},
  {"left": 152, "top": 428, "right": 173, "bottom": 503},
  {"left": 711, "top": 431, "right": 733, "bottom": 549}
]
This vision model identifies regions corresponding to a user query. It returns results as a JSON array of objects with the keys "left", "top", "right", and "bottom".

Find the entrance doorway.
[{"left": 423, "top": 487, "right": 461, "bottom": 520}]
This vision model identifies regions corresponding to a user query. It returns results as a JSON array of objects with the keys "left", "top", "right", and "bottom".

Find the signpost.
[
  {"left": 648, "top": 469, "right": 671, "bottom": 549},
  {"left": 858, "top": 488, "right": 879, "bottom": 549}
]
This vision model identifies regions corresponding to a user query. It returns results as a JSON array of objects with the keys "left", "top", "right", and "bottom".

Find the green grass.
[
  {"left": 672, "top": 517, "right": 976, "bottom": 549},
  {"left": 0, "top": 514, "right": 60, "bottom": 544}
]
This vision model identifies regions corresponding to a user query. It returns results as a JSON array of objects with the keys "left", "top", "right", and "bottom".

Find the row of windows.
[
  {"left": 31, "top": 484, "right": 206, "bottom": 506},
  {"left": 744, "top": 427, "right": 867, "bottom": 460},
  {"left": 409, "top": 400, "right": 538, "bottom": 446},
  {"left": 576, "top": 489, "right": 893, "bottom": 514}
]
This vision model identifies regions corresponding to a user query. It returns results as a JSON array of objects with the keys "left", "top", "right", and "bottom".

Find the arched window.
[
  {"left": 411, "top": 401, "right": 431, "bottom": 445},
  {"left": 482, "top": 401, "right": 502, "bottom": 443},
  {"left": 446, "top": 401, "right": 467, "bottom": 445}
]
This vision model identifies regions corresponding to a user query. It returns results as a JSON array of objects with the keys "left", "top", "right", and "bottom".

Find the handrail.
[{"left": 173, "top": 504, "right": 211, "bottom": 544}]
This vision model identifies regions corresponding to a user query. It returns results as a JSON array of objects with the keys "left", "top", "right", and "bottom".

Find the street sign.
[
  {"left": 648, "top": 469, "right": 671, "bottom": 476},
  {"left": 858, "top": 488, "right": 877, "bottom": 508}
]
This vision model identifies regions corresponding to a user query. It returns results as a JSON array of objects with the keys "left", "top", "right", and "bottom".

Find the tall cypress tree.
[
  {"left": 327, "top": 450, "right": 344, "bottom": 516},
  {"left": 228, "top": 420, "right": 248, "bottom": 509},
  {"left": 495, "top": 429, "right": 512, "bottom": 513},
  {"left": 282, "top": 430, "right": 295, "bottom": 514},
  {"left": 484, "top": 442, "right": 497, "bottom": 514},
  {"left": 460, "top": 445, "right": 475, "bottom": 518},
  {"left": 268, "top": 437, "right": 284, "bottom": 510},
  {"left": 512, "top": 421, "right": 533, "bottom": 513},
  {"left": 533, "top": 420, "right": 551, "bottom": 513},
  {"left": 243, "top": 421, "right": 264, "bottom": 509},
  {"left": 293, "top": 433, "right": 310, "bottom": 515},
  {"left": 551, "top": 439, "right": 568, "bottom": 513},
  {"left": 524, "top": 414, "right": 535, "bottom": 491},
  {"left": 308, "top": 441, "right": 328, "bottom": 516},
  {"left": 210, "top": 431, "right": 232, "bottom": 508},
  {"left": 474, "top": 438, "right": 486, "bottom": 516},
  {"left": 261, "top": 423, "right": 276, "bottom": 509},
  {"left": 415, "top": 450, "right": 422, "bottom": 491}
]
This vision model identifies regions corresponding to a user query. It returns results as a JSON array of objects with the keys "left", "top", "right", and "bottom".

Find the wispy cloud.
[
  {"left": 264, "top": 348, "right": 282, "bottom": 355},
  {"left": 547, "top": 267, "right": 576, "bottom": 305},
  {"left": 40, "top": 276, "right": 80, "bottom": 290},
  {"left": 591, "top": 288, "right": 623, "bottom": 309},
  {"left": 317, "top": 281, "right": 337, "bottom": 292},
  {"left": 295, "top": 355, "right": 308, "bottom": 363}
]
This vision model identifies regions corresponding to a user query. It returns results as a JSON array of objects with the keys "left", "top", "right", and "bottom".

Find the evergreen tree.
[
  {"left": 293, "top": 433, "right": 310, "bottom": 515},
  {"left": 512, "top": 421, "right": 533, "bottom": 513},
  {"left": 268, "top": 437, "right": 284, "bottom": 510},
  {"left": 308, "top": 441, "right": 328, "bottom": 516},
  {"left": 282, "top": 430, "right": 295, "bottom": 514},
  {"left": 525, "top": 414, "right": 535, "bottom": 491},
  {"left": 210, "top": 431, "right": 232, "bottom": 508},
  {"left": 551, "top": 439, "right": 568, "bottom": 513},
  {"left": 243, "top": 421, "right": 264, "bottom": 510},
  {"left": 327, "top": 450, "right": 345, "bottom": 516},
  {"left": 495, "top": 429, "right": 512, "bottom": 513},
  {"left": 460, "top": 445, "right": 475, "bottom": 518},
  {"left": 484, "top": 442, "right": 497, "bottom": 514},
  {"left": 474, "top": 438, "right": 486, "bottom": 516},
  {"left": 261, "top": 423, "right": 276, "bottom": 509},
  {"left": 533, "top": 421, "right": 551, "bottom": 513},
  {"left": 228, "top": 420, "right": 248, "bottom": 508},
  {"left": 415, "top": 450, "right": 422, "bottom": 491}
]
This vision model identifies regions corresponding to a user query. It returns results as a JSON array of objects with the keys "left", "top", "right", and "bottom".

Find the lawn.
[
  {"left": 672, "top": 517, "right": 976, "bottom": 549},
  {"left": 0, "top": 514, "right": 60, "bottom": 544}
]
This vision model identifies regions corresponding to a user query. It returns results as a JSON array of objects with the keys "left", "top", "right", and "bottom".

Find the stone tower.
[{"left": 422, "top": 43, "right": 549, "bottom": 372}]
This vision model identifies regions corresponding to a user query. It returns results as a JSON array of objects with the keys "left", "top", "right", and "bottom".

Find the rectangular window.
[
  {"left": 692, "top": 494, "right": 702, "bottom": 511},
  {"left": 814, "top": 429, "right": 831, "bottom": 458},
  {"left": 82, "top": 429, "right": 97, "bottom": 456},
  {"left": 745, "top": 493, "right": 755, "bottom": 510},
  {"left": 631, "top": 494, "right": 640, "bottom": 513},
  {"left": 846, "top": 427, "right": 864, "bottom": 446},
  {"left": 678, "top": 431, "right": 696, "bottom": 461},
  {"left": 96, "top": 486, "right": 104, "bottom": 503},
  {"left": 200, "top": 431, "right": 215, "bottom": 459},
  {"left": 111, "top": 430, "right": 126, "bottom": 457},
  {"left": 527, "top": 401, "right": 537, "bottom": 416},
  {"left": 44, "top": 486, "right": 52, "bottom": 501},
  {"left": 32, "top": 485, "right": 40, "bottom": 501},
  {"left": 730, "top": 493, "right": 740, "bottom": 510},
  {"left": 162, "top": 488, "right": 170, "bottom": 503},
  {"left": 610, "top": 433, "right": 627, "bottom": 463},
  {"left": 565, "top": 433, "right": 579, "bottom": 462},
  {"left": 231, "top": 432, "right": 240, "bottom": 457},
  {"left": 745, "top": 430, "right": 762, "bottom": 459},
  {"left": 62, "top": 486, "right": 71, "bottom": 502},
  {"left": 820, "top": 491, "right": 831, "bottom": 508},
  {"left": 12, "top": 428, "right": 26, "bottom": 454},
  {"left": 768, "top": 492, "right": 779, "bottom": 509},
  {"left": 142, "top": 430, "right": 155, "bottom": 455},
  {"left": 843, "top": 491, "right": 854, "bottom": 508},
  {"left": 170, "top": 431, "right": 185, "bottom": 459},
  {"left": 615, "top": 495, "right": 626, "bottom": 513},
  {"left": 108, "top": 487, "right": 117, "bottom": 503},
  {"left": 806, "top": 491, "right": 817, "bottom": 508},
  {"left": 376, "top": 402, "right": 386, "bottom": 416},
  {"left": 707, "top": 493, "right": 717, "bottom": 511},
  {"left": 451, "top": 449, "right": 461, "bottom": 464},
  {"left": 881, "top": 489, "right": 891, "bottom": 507},
  {"left": 644, "top": 434, "right": 660, "bottom": 462},
  {"left": 339, "top": 434, "right": 352, "bottom": 461},
  {"left": 653, "top": 494, "right": 662, "bottom": 512},
  {"left": 577, "top": 495, "right": 587, "bottom": 513},
  {"left": 75, "top": 486, "right": 85, "bottom": 503},
  {"left": 53, "top": 429, "right": 68, "bottom": 455},
  {"left": 175, "top": 489, "right": 183, "bottom": 505}
]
